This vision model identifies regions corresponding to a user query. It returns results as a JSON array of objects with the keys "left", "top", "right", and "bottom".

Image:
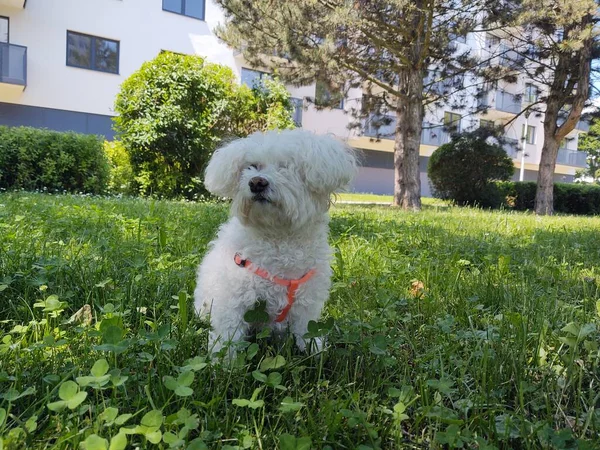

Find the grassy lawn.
[
  {"left": 337, "top": 193, "right": 450, "bottom": 208},
  {"left": 0, "top": 193, "right": 599, "bottom": 449}
]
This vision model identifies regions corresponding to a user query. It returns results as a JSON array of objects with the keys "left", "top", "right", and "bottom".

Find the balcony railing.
[
  {"left": 0, "top": 42, "right": 27, "bottom": 86},
  {"left": 576, "top": 120, "right": 590, "bottom": 132},
  {"left": 363, "top": 114, "right": 396, "bottom": 139},
  {"left": 557, "top": 148, "right": 587, "bottom": 167},
  {"left": 495, "top": 90, "right": 521, "bottom": 114},
  {"left": 363, "top": 115, "right": 450, "bottom": 146},
  {"left": 478, "top": 90, "right": 521, "bottom": 114},
  {"left": 421, "top": 122, "right": 449, "bottom": 146}
]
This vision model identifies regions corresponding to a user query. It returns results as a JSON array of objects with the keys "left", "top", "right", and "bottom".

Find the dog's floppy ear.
[
  {"left": 204, "top": 137, "right": 249, "bottom": 198},
  {"left": 301, "top": 133, "right": 358, "bottom": 194}
]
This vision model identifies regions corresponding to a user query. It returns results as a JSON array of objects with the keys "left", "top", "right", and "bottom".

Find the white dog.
[{"left": 194, "top": 129, "right": 357, "bottom": 355}]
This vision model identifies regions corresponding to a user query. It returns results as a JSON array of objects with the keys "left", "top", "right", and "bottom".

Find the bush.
[
  {"left": 104, "top": 140, "right": 134, "bottom": 195},
  {"left": 497, "top": 181, "right": 600, "bottom": 215},
  {"left": 0, "top": 126, "right": 109, "bottom": 194},
  {"left": 114, "top": 52, "right": 295, "bottom": 200},
  {"left": 428, "top": 130, "right": 515, "bottom": 207}
]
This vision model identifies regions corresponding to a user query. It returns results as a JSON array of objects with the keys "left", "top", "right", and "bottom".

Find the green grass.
[
  {"left": 0, "top": 192, "right": 599, "bottom": 449},
  {"left": 337, "top": 193, "right": 394, "bottom": 203},
  {"left": 337, "top": 193, "right": 450, "bottom": 208}
]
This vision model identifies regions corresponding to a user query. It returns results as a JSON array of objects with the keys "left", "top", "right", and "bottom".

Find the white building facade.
[{"left": 0, "top": 0, "right": 588, "bottom": 197}]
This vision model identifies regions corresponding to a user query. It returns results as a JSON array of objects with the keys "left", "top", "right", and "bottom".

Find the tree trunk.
[
  {"left": 534, "top": 135, "right": 560, "bottom": 215},
  {"left": 393, "top": 70, "right": 424, "bottom": 210}
]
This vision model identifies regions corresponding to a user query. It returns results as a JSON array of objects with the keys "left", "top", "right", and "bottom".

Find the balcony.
[
  {"left": 363, "top": 116, "right": 450, "bottom": 146},
  {"left": 0, "top": 42, "right": 27, "bottom": 91},
  {"left": 557, "top": 148, "right": 587, "bottom": 168},
  {"left": 0, "top": 0, "right": 26, "bottom": 7},
  {"left": 421, "top": 122, "right": 449, "bottom": 146},
  {"left": 479, "top": 90, "right": 521, "bottom": 119},
  {"left": 363, "top": 114, "right": 396, "bottom": 139},
  {"left": 576, "top": 120, "right": 590, "bottom": 132}
]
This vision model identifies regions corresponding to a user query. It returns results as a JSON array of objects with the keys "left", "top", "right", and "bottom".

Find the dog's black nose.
[{"left": 249, "top": 176, "right": 269, "bottom": 193}]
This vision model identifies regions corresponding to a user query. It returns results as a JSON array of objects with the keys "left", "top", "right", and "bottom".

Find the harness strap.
[{"left": 234, "top": 253, "right": 316, "bottom": 322}]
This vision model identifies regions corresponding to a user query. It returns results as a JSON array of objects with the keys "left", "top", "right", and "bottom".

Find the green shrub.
[
  {"left": 104, "top": 140, "right": 134, "bottom": 195},
  {"left": 428, "top": 130, "right": 515, "bottom": 207},
  {"left": 497, "top": 181, "right": 600, "bottom": 215},
  {"left": 114, "top": 52, "right": 295, "bottom": 200},
  {"left": 496, "top": 181, "right": 537, "bottom": 210},
  {"left": 0, "top": 126, "right": 109, "bottom": 194}
]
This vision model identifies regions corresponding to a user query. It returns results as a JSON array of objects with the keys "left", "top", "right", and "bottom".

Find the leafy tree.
[
  {"left": 214, "top": 0, "right": 492, "bottom": 210},
  {"left": 114, "top": 52, "right": 294, "bottom": 199},
  {"left": 428, "top": 129, "right": 514, "bottom": 207},
  {"left": 484, "top": 0, "right": 599, "bottom": 214},
  {"left": 576, "top": 119, "right": 600, "bottom": 183}
]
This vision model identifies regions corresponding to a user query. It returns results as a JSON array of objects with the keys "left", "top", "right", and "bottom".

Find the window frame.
[
  {"left": 66, "top": 30, "right": 120, "bottom": 74},
  {"left": 0, "top": 16, "right": 9, "bottom": 44},
  {"left": 444, "top": 111, "right": 462, "bottom": 133},
  {"left": 240, "top": 67, "right": 271, "bottom": 88},
  {"left": 162, "top": 0, "right": 206, "bottom": 21},
  {"left": 522, "top": 124, "right": 536, "bottom": 145},
  {"left": 524, "top": 83, "right": 538, "bottom": 103},
  {"left": 290, "top": 97, "right": 303, "bottom": 128}
]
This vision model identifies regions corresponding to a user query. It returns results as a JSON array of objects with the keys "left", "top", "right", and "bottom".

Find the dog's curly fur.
[{"left": 194, "top": 129, "right": 357, "bottom": 354}]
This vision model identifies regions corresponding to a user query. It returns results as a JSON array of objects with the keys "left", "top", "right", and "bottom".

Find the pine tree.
[
  {"left": 485, "top": 0, "right": 599, "bottom": 215},
  {"left": 214, "top": 0, "right": 492, "bottom": 210}
]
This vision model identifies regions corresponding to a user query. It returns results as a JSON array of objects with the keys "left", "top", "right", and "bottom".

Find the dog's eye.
[{"left": 248, "top": 164, "right": 259, "bottom": 170}]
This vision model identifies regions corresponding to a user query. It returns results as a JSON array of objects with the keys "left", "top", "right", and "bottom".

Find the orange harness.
[{"left": 234, "top": 253, "right": 317, "bottom": 323}]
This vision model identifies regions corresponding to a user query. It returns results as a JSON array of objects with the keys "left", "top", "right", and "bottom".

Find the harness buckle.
[{"left": 234, "top": 253, "right": 247, "bottom": 267}]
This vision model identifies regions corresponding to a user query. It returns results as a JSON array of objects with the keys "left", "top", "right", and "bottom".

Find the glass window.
[
  {"left": 241, "top": 68, "right": 270, "bottom": 88},
  {"left": 163, "top": 0, "right": 205, "bottom": 20},
  {"left": 95, "top": 39, "right": 118, "bottom": 73},
  {"left": 291, "top": 98, "right": 303, "bottom": 128},
  {"left": 67, "top": 31, "right": 119, "bottom": 74},
  {"left": 162, "top": 0, "right": 181, "bottom": 13},
  {"left": 522, "top": 124, "right": 535, "bottom": 144},
  {"left": 0, "top": 17, "right": 8, "bottom": 44},
  {"left": 67, "top": 33, "right": 92, "bottom": 69},
  {"left": 185, "top": 0, "right": 204, "bottom": 19},
  {"left": 315, "top": 80, "right": 344, "bottom": 109},
  {"left": 444, "top": 111, "right": 461, "bottom": 132},
  {"left": 524, "top": 83, "right": 538, "bottom": 103}
]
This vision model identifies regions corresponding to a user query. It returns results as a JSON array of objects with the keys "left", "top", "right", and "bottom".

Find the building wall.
[
  {"left": 1, "top": 0, "right": 233, "bottom": 116},
  {"left": 0, "top": 0, "right": 588, "bottom": 196},
  {"left": 0, "top": 101, "right": 114, "bottom": 137},
  {"left": 351, "top": 150, "right": 433, "bottom": 197}
]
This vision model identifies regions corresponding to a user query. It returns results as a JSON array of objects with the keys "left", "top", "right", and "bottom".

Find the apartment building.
[{"left": 0, "top": 0, "right": 588, "bottom": 197}]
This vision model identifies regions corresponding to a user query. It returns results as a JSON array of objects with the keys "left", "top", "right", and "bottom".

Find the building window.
[
  {"left": 290, "top": 97, "right": 303, "bottom": 128},
  {"left": 444, "top": 111, "right": 461, "bottom": 132},
  {"left": 315, "top": 80, "right": 344, "bottom": 109},
  {"left": 163, "top": 0, "right": 205, "bottom": 20},
  {"left": 0, "top": 16, "right": 8, "bottom": 43},
  {"left": 241, "top": 68, "right": 271, "bottom": 88},
  {"left": 67, "top": 31, "right": 119, "bottom": 74},
  {"left": 485, "top": 33, "right": 500, "bottom": 48},
  {"left": 480, "top": 119, "right": 495, "bottom": 129},
  {"left": 522, "top": 124, "right": 535, "bottom": 144},
  {"left": 524, "top": 83, "right": 538, "bottom": 103}
]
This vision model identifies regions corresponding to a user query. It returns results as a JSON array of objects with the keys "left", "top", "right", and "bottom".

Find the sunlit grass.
[{"left": 0, "top": 192, "right": 599, "bottom": 449}]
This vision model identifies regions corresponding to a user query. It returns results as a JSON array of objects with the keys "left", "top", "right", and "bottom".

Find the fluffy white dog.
[{"left": 194, "top": 129, "right": 357, "bottom": 355}]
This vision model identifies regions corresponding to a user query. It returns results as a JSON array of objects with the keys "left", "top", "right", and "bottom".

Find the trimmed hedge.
[
  {"left": 0, "top": 126, "right": 109, "bottom": 194},
  {"left": 497, "top": 181, "right": 600, "bottom": 215}
]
